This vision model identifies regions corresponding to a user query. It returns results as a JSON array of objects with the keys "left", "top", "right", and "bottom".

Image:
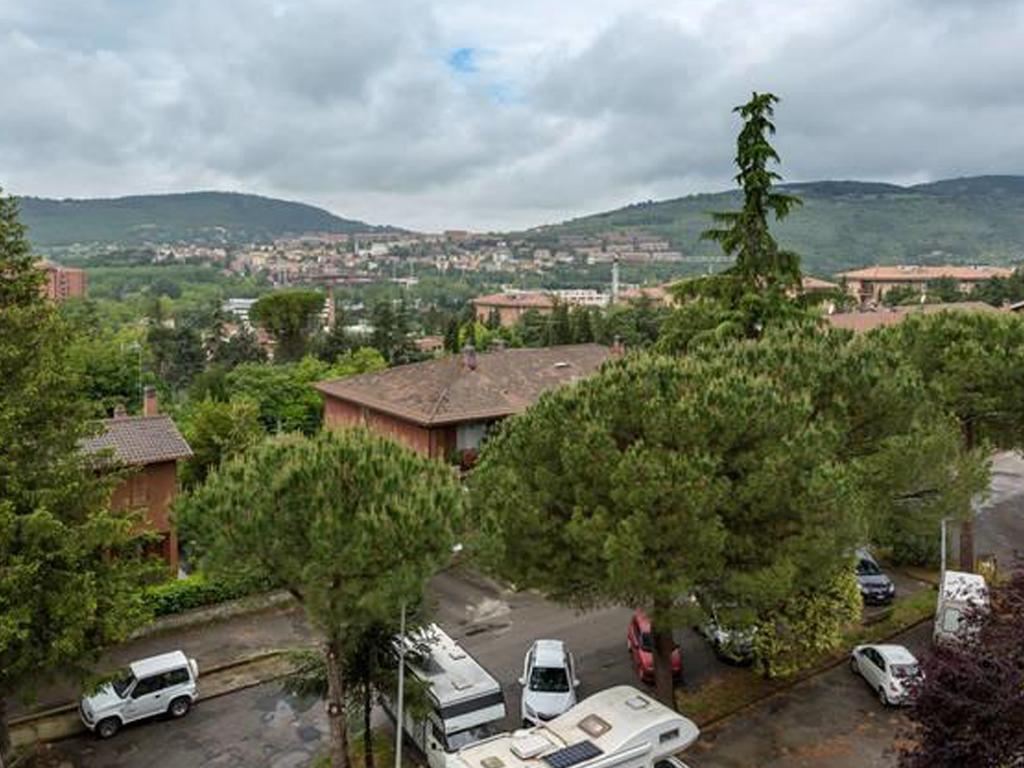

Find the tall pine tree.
[{"left": 0, "top": 190, "right": 152, "bottom": 761}]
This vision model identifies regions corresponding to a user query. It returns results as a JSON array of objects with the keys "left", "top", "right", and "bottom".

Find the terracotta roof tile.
[
  {"left": 837, "top": 265, "right": 1013, "bottom": 282},
  {"left": 826, "top": 302, "right": 1000, "bottom": 333},
  {"left": 471, "top": 292, "right": 556, "bottom": 309},
  {"left": 82, "top": 414, "right": 193, "bottom": 466},
  {"left": 315, "top": 344, "right": 612, "bottom": 426}
]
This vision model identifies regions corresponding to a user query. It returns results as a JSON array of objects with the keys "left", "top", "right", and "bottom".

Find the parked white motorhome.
[
  {"left": 455, "top": 686, "right": 699, "bottom": 768},
  {"left": 934, "top": 570, "right": 989, "bottom": 644},
  {"left": 385, "top": 624, "right": 507, "bottom": 768}
]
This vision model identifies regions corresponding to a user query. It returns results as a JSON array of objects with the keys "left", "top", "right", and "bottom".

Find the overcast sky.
[{"left": 1, "top": 0, "right": 1022, "bottom": 231}]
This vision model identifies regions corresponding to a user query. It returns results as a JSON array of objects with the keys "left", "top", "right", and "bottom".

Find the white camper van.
[
  {"left": 386, "top": 624, "right": 507, "bottom": 768},
  {"left": 455, "top": 686, "right": 699, "bottom": 768},
  {"left": 934, "top": 570, "right": 989, "bottom": 645}
]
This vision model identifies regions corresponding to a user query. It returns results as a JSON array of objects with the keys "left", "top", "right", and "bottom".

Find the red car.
[{"left": 627, "top": 610, "right": 682, "bottom": 685}]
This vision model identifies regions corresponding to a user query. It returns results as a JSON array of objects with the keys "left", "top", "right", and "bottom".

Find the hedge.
[{"left": 145, "top": 572, "right": 277, "bottom": 617}]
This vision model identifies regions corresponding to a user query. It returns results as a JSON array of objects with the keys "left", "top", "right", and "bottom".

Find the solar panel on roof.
[{"left": 543, "top": 741, "right": 603, "bottom": 768}]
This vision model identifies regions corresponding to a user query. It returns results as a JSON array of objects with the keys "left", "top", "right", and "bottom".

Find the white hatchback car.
[
  {"left": 80, "top": 650, "right": 199, "bottom": 738},
  {"left": 518, "top": 639, "right": 579, "bottom": 726},
  {"left": 850, "top": 644, "right": 922, "bottom": 706}
]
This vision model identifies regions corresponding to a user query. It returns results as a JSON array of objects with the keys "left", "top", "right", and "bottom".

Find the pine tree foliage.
[
  {"left": 0, "top": 190, "right": 153, "bottom": 761},
  {"left": 471, "top": 328, "right": 982, "bottom": 701},
  {"left": 176, "top": 428, "right": 462, "bottom": 768}
]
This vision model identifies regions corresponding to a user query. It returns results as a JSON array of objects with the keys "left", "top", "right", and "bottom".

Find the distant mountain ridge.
[
  {"left": 18, "top": 191, "right": 390, "bottom": 247},
  {"left": 529, "top": 175, "right": 1024, "bottom": 275}
]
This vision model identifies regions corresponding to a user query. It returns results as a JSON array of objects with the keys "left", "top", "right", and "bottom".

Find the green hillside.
[
  {"left": 17, "top": 191, "right": 388, "bottom": 247},
  {"left": 528, "top": 175, "right": 1024, "bottom": 276}
]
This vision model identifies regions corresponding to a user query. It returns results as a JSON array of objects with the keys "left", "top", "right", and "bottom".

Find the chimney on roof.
[
  {"left": 462, "top": 343, "right": 478, "bottom": 371},
  {"left": 113, "top": 403, "right": 127, "bottom": 418},
  {"left": 143, "top": 385, "right": 158, "bottom": 416}
]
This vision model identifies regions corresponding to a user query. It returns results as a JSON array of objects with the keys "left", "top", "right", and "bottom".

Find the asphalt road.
[{"left": 61, "top": 568, "right": 728, "bottom": 767}]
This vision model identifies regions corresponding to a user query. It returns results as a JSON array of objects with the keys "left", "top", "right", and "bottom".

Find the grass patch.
[
  {"left": 676, "top": 586, "right": 937, "bottom": 725},
  {"left": 313, "top": 728, "right": 420, "bottom": 768}
]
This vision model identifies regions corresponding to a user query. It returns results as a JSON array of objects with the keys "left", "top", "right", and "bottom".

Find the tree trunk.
[
  {"left": 960, "top": 419, "right": 976, "bottom": 573},
  {"left": 0, "top": 695, "right": 10, "bottom": 768},
  {"left": 650, "top": 600, "right": 678, "bottom": 710},
  {"left": 324, "top": 639, "right": 350, "bottom": 768},
  {"left": 363, "top": 672, "right": 375, "bottom": 768}
]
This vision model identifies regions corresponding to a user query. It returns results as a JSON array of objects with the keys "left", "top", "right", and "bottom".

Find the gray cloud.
[{"left": 0, "top": 0, "right": 1022, "bottom": 230}]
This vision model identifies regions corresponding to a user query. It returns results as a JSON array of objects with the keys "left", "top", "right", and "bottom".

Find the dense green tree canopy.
[
  {"left": 471, "top": 327, "right": 981, "bottom": 697},
  {"left": 0, "top": 190, "right": 152, "bottom": 760},
  {"left": 249, "top": 289, "right": 325, "bottom": 362},
  {"left": 177, "top": 428, "right": 463, "bottom": 768}
]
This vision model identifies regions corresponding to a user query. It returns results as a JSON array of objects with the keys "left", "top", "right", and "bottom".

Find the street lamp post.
[{"left": 941, "top": 517, "right": 951, "bottom": 583}]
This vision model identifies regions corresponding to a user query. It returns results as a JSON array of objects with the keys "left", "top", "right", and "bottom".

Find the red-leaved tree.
[{"left": 900, "top": 568, "right": 1024, "bottom": 767}]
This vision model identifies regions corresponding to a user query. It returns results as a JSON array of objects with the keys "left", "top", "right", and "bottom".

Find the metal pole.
[
  {"left": 395, "top": 601, "right": 406, "bottom": 768},
  {"left": 940, "top": 518, "right": 947, "bottom": 583}
]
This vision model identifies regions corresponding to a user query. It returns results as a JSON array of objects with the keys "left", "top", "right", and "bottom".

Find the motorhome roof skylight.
[
  {"left": 577, "top": 714, "right": 612, "bottom": 738},
  {"left": 543, "top": 741, "right": 603, "bottom": 768}
]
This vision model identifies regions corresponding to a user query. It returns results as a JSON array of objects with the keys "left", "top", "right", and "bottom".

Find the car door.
[
  {"left": 124, "top": 673, "right": 168, "bottom": 722},
  {"left": 864, "top": 649, "right": 886, "bottom": 688},
  {"left": 627, "top": 618, "right": 639, "bottom": 660}
]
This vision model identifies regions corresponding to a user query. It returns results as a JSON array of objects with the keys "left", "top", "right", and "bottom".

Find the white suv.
[
  {"left": 80, "top": 650, "right": 199, "bottom": 738},
  {"left": 518, "top": 639, "right": 579, "bottom": 726}
]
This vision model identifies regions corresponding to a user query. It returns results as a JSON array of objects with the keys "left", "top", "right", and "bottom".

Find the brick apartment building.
[
  {"left": 316, "top": 344, "right": 611, "bottom": 461},
  {"left": 472, "top": 291, "right": 556, "bottom": 327},
  {"left": 40, "top": 261, "right": 87, "bottom": 302},
  {"left": 837, "top": 265, "right": 1012, "bottom": 306},
  {"left": 82, "top": 388, "right": 193, "bottom": 571}
]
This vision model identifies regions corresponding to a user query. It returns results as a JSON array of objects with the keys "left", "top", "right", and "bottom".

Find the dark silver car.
[{"left": 856, "top": 549, "right": 895, "bottom": 605}]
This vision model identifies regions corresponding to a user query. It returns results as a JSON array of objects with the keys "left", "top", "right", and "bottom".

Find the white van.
[
  {"left": 934, "top": 570, "right": 989, "bottom": 645},
  {"left": 456, "top": 686, "right": 699, "bottom": 768},
  {"left": 384, "top": 624, "right": 507, "bottom": 768},
  {"left": 79, "top": 650, "right": 199, "bottom": 739}
]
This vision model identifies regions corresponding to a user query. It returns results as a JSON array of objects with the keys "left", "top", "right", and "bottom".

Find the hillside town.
[{"left": 4, "top": 3, "right": 1024, "bottom": 768}]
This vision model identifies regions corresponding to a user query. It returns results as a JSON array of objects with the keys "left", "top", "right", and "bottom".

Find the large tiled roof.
[
  {"left": 471, "top": 291, "right": 555, "bottom": 309},
  {"left": 837, "top": 265, "right": 1013, "bottom": 282},
  {"left": 826, "top": 302, "right": 1000, "bottom": 333},
  {"left": 82, "top": 414, "right": 193, "bottom": 466},
  {"left": 316, "top": 344, "right": 612, "bottom": 426}
]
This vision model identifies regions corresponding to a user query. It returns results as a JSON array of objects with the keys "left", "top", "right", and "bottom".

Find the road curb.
[
  {"left": 9, "top": 647, "right": 311, "bottom": 749},
  {"left": 694, "top": 613, "right": 935, "bottom": 732}
]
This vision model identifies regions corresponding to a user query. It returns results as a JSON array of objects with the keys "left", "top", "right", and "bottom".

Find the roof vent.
[
  {"left": 511, "top": 733, "right": 555, "bottom": 760},
  {"left": 451, "top": 675, "right": 473, "bottom": 691},
  {"left": 463, "top": 343, "right": 478, "bottom": 371},
  {"left": 625, "top": 695, "right": 650, "bottom": 710},
  {"left": 553, "top": 361, "right": 571, "bottom": 369}
]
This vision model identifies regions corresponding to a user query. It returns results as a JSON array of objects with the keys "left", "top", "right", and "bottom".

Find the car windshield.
[
  {"left": 529, "top": 666, "right": 569, "bottom": 693},
  {"left": 446, "top": 724, "right": 499, "bottom": 752},
  {"left": 111, "top": 671, "right": 135, "bottom": 698},
  {"left": 857, "top": 559, "right": 881, "bottom": 576},
  {"left": 640, "top": 632, "right": 654, "bottom": 651},
  {"left": 892, "top": 663, "right": 920, "bottom": 679}
]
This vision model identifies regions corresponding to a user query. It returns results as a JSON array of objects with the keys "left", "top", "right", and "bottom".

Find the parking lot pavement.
[
  {"left": 62, "top": 682, "right": 326, "bottom": 768},
  {"left": 685, "top": 622, "right": 932, "bottom": 768},
  {"left": 428, "top": 568, "right": 729, "bottom": 730}
]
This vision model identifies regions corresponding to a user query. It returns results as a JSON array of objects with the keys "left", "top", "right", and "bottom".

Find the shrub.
[{"left": 145, "top": 571, "right": 276, "bottom": 617}]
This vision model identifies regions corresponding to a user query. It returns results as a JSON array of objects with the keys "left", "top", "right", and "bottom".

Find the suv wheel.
[
  {"left": 97, "top": 717, "right": 121, "bottom": 739},
  {"left": 169, "top": 696, "right": 192, "bottom": 718},
  {"left": 878, "top": 687, "right": 889, "bottom": 707},
  {"left": 850, "top": 656, "right": 859, "bottom": 675}
]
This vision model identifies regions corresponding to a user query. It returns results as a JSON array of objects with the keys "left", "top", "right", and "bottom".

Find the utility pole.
[{"left": 394, "top": 602, "right": 406, "bottom": 768}]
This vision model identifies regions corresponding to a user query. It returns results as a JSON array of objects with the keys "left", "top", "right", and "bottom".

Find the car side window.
[
  {"left": 164, "top": 668, "right": 190, "bottom": 687},
  {"left": 132, "top": 675, "right": 164, "bottom": 698}
]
